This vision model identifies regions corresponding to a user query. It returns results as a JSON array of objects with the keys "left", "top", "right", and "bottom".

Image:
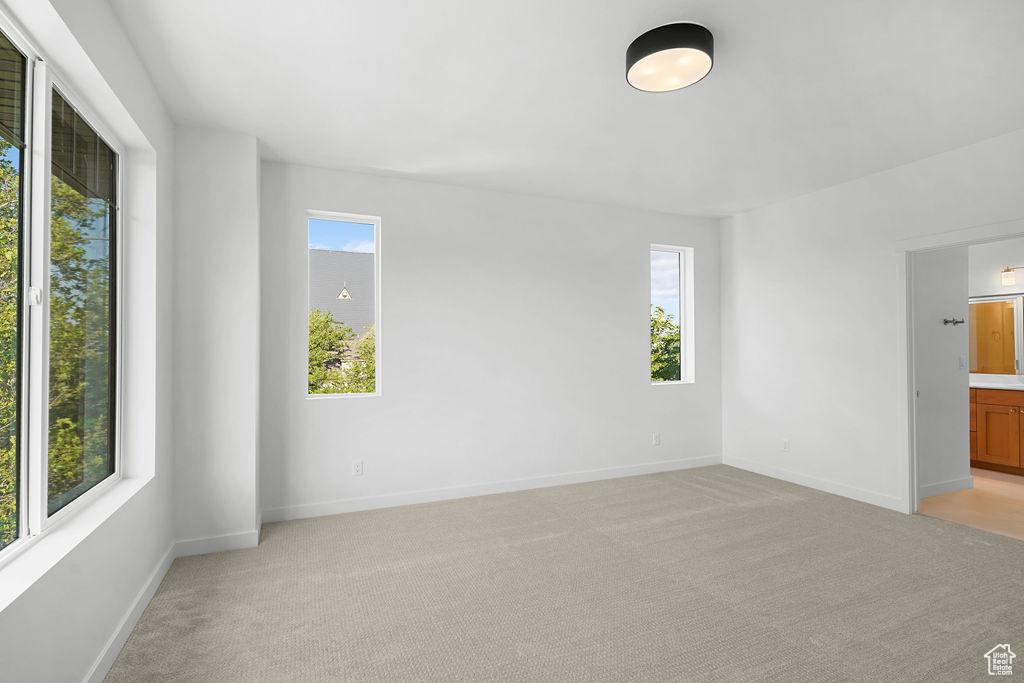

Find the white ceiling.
[{"left": 109, "top": 0, "right": 1024, "bottom": 216}]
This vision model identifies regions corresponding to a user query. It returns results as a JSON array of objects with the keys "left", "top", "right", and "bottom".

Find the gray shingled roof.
[{"left": 309, "top": 249, "right": 375, "bottom": 336}]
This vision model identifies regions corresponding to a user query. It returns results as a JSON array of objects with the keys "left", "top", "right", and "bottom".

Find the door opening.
[{"left": 908, "top": 232, "right": 1024, "bottom": 541}]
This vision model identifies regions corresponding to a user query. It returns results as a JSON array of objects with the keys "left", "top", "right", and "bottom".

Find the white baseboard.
[
  {"left": 83, "top": 544, "right": 175, "bottom": 683},
  {"left": 918, "top": 475, "right": 974, "bottom": 499},
  {"left": 263, "top": 455, "right": 722, "bottom": 523},
  {"left": 723, "top": 455, "right": 907, "bottom": 513},
  {"left": 82, "top": 527, "right": 263, "bottom": 682},
  {"left": 173, "top": 528, "right": 260, "bottom": 558}
]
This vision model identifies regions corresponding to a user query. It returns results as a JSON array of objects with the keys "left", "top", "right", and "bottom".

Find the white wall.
[
  {"left": 722, "top": 127, "right": 1024, "bottom": 512},
  {"left": 173, "top": 127, "right": 261, "bottom": 551},
  {"left": 260, "top": 162, "right": 722, "bottom": 520},
  {"left": 0, "top": 0, "right": 175, "bottom": 680},
  {"left": 969, "top": 235, "right": 1024, "bottom": 297}
]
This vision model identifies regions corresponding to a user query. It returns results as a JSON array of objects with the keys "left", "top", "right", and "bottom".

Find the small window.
[
  {"left": 650, "top": 245, "right": 694, "bottom": 384},
  {"left": 307, "top": 213, "right": 379, "bottom": 396}
]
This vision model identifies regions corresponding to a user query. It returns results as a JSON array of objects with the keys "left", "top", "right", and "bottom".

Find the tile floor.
[{"left": 919, "top": 467, "right": 1024, "bottom": 541}]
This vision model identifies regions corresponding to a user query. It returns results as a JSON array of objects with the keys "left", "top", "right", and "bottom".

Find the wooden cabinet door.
[{"left": 976, "top": 403, "right": 1021, "bottom": 467}]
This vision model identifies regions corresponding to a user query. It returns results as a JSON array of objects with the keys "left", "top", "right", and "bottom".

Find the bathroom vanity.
[{"left": 971, "top": 383, "right": 1024, "bottom": 474}]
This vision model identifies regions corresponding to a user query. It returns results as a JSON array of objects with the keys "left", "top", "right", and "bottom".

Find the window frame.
[
  {"left": 650, "top": 244, "right": 695, "bottom": 385},
  {"left": 0, "top": 14, "right": 125, "bottom": 563},
  {"left": 305, "top": 209, "right": 381, "bottom": 399}
]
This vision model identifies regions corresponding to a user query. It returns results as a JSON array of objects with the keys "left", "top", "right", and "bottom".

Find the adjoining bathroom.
[{"left": 919, "top": 236, "right": 1024, "bottom": 539}]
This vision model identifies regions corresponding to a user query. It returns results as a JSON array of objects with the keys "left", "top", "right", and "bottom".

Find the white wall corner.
[
  {"left": 723, "top": 455, "right": 908, "bottom": 513},
  {"left": 172, "top": 127, "right": 262, "bottom": 545},
  {"left": 82, "top": 522, "right": 265, "bottom": 682},
  {"left": 82, "top": 543, "right": 175, "bottom": 683},
  {"left": 173, "top": 528, "right": 261, "bottom": 559},
  {"left": 263, "top": 455, "right": 723, "bottom": 524}
]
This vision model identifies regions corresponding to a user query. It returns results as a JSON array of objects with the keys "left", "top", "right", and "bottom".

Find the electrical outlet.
[
  {"left": 782, "top": 439, "right": 791, "bottom": 452},
  {"left": 352, "top": 459, "right": 364, "bottom": 476},
  {"left": 652, "top": 432, "right": 661, "bottom": 446}
]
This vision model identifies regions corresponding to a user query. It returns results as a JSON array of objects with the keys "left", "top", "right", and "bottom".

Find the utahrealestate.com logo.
[{"left": 985, "top": 644, "right": 1015, "bottom": 676}]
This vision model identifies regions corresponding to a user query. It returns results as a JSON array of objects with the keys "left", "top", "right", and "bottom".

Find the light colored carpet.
[{"left": 106, "top": 465, "right": 1024, "bottom": 682}]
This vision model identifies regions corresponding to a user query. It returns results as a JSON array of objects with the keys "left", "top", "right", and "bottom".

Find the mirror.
[{"left": 969, "top": 298, "right": 1020, "bottom": 374}]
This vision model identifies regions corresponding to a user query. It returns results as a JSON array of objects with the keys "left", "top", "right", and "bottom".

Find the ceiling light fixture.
[{"left": 626, "top": 23, "right": 714, "bottom": 92}]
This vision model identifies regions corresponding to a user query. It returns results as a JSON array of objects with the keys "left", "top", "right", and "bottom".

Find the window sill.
[
  {"left": 651, "top": 380, "right": 695, "bottom": 386},
  {"left": 0, "top": 475, "right": 151, "bottom": 613}
]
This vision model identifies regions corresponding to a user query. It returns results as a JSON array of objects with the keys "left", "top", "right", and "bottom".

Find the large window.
[
  {"left": 650, "top": 245, "right": 694, "bottom": 384},
  {"left": 307, "top": 213, "right": 379, "bottom": 396},
  {"left": 0, "top": 24, "right": 120, "bottom": 557},
  {"left": 47, "top": 91, "right": 117, "bottom": 515}
]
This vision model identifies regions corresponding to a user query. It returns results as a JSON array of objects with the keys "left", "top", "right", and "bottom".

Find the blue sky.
[
  {"left": 308, "top": 219, "right": 375, "bottom": 253},
  {"left": 650, "top": 250, "right": 680, "bottom": 320}
]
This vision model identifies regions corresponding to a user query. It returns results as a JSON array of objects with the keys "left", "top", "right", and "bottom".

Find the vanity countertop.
[{"left": 970, "top": 380, "right": 1024, "bottom": 391}]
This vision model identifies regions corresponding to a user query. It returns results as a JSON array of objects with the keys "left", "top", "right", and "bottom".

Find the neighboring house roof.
[{"left": 309, "top": 249, "right": 375, "bottom": 336}]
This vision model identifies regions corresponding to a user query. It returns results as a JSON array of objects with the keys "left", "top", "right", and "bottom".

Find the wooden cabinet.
[
  {"left": 972, "top": 388, "right": 1024, "bottom": 473},
  {"left": 976, "top": 403, "right": 1021, "bottom": 468}
]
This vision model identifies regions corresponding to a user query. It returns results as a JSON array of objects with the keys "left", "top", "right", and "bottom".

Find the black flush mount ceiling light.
[{"left": 626, "top": 23, "right": 714, "bottom": 92}]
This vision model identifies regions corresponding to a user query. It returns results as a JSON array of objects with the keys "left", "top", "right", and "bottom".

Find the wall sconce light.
[{"left": 1003, "top": 266, "right": 1019, "bottom": 287}]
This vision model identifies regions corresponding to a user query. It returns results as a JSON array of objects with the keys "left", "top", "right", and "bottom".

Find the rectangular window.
[
  {"left": 0, "top": 22, "right": 121, "bottom": 559},
  {"left": 650, "top": 246, "right": 694, "bottom": 384},
  {"left": 0, "top": 30, "right": 26, "bottom": 552},
  {"left": 47, "top": 90, "right": 117, "bottom": 515},
  {"left": 307, "top": 213, "right": 379, "bottom": 396}
]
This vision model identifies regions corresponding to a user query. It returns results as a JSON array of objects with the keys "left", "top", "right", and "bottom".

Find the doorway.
[{"left": 908, "top": 231, "right": 1024, "bottom": 540}]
